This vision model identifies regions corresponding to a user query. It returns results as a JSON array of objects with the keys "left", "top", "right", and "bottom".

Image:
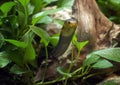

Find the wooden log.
[{"left": 73, "top": 0, "right": 120, "bottom": 54}]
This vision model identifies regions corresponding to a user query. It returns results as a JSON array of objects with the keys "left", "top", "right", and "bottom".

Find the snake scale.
[{"left": 50, "top": 17, "right": 78, "bottom": 58}]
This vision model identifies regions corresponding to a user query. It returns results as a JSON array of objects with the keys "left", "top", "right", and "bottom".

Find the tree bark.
[{"left": 73, "top": 0, "right": 120, "bottom": 55}]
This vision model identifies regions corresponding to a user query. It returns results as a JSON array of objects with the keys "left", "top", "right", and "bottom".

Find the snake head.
[{"left": 61, "top": 17, "right": 78, "bottom": 36}]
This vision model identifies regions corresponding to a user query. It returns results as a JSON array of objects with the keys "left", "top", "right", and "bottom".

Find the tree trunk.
[{"left": 73, "top": 0, "right": 120, "bottom": 55}]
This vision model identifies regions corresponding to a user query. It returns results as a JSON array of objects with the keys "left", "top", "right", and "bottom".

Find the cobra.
[{"left": 51, "top": 17, "right": 78, "bottom": 58}]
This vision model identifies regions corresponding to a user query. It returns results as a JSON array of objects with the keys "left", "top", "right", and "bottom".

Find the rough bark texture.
[{"left": 73, "top": 0, "right": 120, "bottom": 54}]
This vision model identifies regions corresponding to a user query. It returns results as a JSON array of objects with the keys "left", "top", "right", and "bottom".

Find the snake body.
[{"left": 51, "top": 18, "right": 78, "bottom": 58}]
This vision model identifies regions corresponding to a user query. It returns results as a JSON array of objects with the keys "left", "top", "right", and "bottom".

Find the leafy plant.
[
  {"left": 1, "top": 0, "right": 119, "bottom": 85},
  {"left": 0, "top": 0, "right": 75, "bottom": 84},
  {"left": 97, "top": 0, "right": 120, "bottom": 23},
  {"left": 84, "top": 48, "right": 120, "bottom": 67}
]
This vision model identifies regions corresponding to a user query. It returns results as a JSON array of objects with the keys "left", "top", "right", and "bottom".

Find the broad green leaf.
[
  {"left": 18, "top": 0, "right": 30, "bottom": 7},
  {"left": 0, "top": 33, "right": 4, "bottom": 48},
  {"left": 30, "top": 25, "right": 50, "bottom": 46},
  {"left": 24, "top": 34, "right": 36, "bottom": 62},
  {"left": 94, "top": 48, "right": 120, "bottom": 62},
  {"left": 72, "top": 35, "right": 88, "bottom": 51},
  {"left": 75, "top": 41, "right": 88, "bottom": 51},
  {"left": 54, "top": 19, "right": 64, "bottom": 25},
  {"left": 0, "top": 1, "right": 16, "bottom": 16},
  {"left": 72, "top": 34, "right": 77, "bottom": 44},
  {"left": 4, "top": 39, "right": 27, "bottom": 48},
  {"left": 57, "top": 0, "right": 75, "bottom": 8},
  {"left": 97, "top": 0, "right": 120, "bottom": 23},
  {"left": 31, "top": 0, "right": 56, "bottom": 14},
  {"left": 50, "top": 36, "right": 59, "bottom": 47},
  {"left": 108, "top": 0, "right": 120, "bottom": 11},
  {"left": 37, "top": 16, "right": 53, "bottom": 24},
  {"left": 57, "top": 67, "right": 72, "bottom": 78},
  {"left": 44, "top": 0, "right": 56, "bottom": 3},
  {"left": 9, "top": 50, "right": 24, "bottom": 66},
  {"left": 0, "top": 52, "right": 10, "bottom": 68},
  {"left": 17, "top": 10, "right": 26, "bottom": 26},
  {"left": 83, "top": 54, "right": 100, "bottom": 66},
  {"left": 92, "top": 59, "right": 113, "bottom": 69},
  {"left": 24, "top": 42, "right": 36, "bottom": 61},
  {"left": 28, "top": 3, "right": 34, "bottom": 15},
  {"left": 32, "top": 8, "right": 62, "bottom": 25},
  {"left": 49, "top": 33, "right": 59, "bottom": 47},
  {"left": 109, "top": 0, "right": 120, "bottom": 6},
  {"left": 31, "top": 0, "right": 46, "bottom": 14},
  {"left": 10, "top": 64, "right": 27, "bottom": 74}
]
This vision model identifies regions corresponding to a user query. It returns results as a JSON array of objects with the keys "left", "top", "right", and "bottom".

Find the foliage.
[
  {"left": 97, "top": 0, "right": 120, "bottom": 23},
  {"left": 83, "top": 48, "right": 120, "bottom": 68},
  {"left": 0, "top": 0, "right": 75, "bottom": 84},
  {"left": 0, "top": 52, "right": 10, "bottom": 68},
  {"left": 0, "top": 0, "right": 120, "bottom": 85},
  {"left": 36, "top": 39, "right": 120, "bottom": 85}
]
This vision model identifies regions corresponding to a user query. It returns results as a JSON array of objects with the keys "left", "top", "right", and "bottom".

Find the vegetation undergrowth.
[{"left": 0, "top": 0, "right": 120, "bottom": 85}]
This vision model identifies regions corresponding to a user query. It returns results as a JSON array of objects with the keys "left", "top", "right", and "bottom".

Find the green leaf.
[
  {"left": 0, "top": 1, "right": 16, "bottom": 16},
  {"left": 0, "top": 33, "right": 4, "bottom": 48},
  {"left": 94, "top": 48, "right": 120, "bottom": 62},
  {"left": 32, "top": 8, "right": 62, "bottom": 25},
  {"left": 57, "top": 0, "right": 75, "bottom": 8},
  {"left": 76, "top": 41, "right": 88, "bottom": 51},
  {"left": 28, "top": 3, "right": 34, "bottom": 15},
  {"left": 83, "top": 54, "right": 100, "bottom": 66},
  {"left": 54, "top": 19, "right": 64, "bottom": 25},
  {"left": 17, "top": 10, "right": 26, "bottom": 26},
  {"left": 31, "top": 0, "right": 46, "bottom": 14},
  {"left": 44, "top": 0, "right": 56, "bottom": 3},
  {"left": 37, "top": 16, "right": 53, "bottom": 24},
  {"left": 9, "top": 50, "right": 24, "bottom": 66},
  {"left": 18, "top": 0, "right": 30, "bottom": 7},
  {"left": 24, "top": 42, "right": 36, "bottom": 62},
  {"left": 30, "top": 25, "right": 50, "bottom": 46},
  {"left": 4, "top": 39, "right": 27, "bottom": 48},
  {"left": 50, "top": 34, "right": 59, "bottom": 47},
  {"left": 24, "top": 34, "right": 36, "bottom": 62},
  {"left": 92, "top": 59, "right": 113, "bottom": 69},
  {"left": 72, "top": 35, "right": 88, "bottom": 51},
  {"left": 10, "top": 64, "right": 27, "bottom": 74},
  {"left": 108, "top": 0, "right": 120, "bottom": 11},
  {"left": 0, "top": 52, "right": 10, "bottom": 68},
  {"left": 57, "top": 67, "right": 72, "bottom": 78}
]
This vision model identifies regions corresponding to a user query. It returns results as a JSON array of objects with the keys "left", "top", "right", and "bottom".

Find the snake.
[{"left": 50, "top": 17, "right": 78, "bottom": 58}]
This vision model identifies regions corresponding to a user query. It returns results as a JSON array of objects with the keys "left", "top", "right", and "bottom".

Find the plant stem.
[
  {"left": 25, "top": 64, "right": 34, "bottom": 85},
  {"left": 41, "top": 47, "right": 48, "bottom": 82},
  {"left": 68, "top": 46, "right": 74, "bottom": 72}
]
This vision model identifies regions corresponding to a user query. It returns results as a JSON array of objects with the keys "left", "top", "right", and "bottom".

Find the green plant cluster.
[
  {"left": 0, "top": 0, "right": 75, "bottom": 84},
  {"left": 36, "top": 36, "right": 120, "bottom": 85},
  {"left": 0, "top": 0, "right": 120, "bottom": 85},
  {"left": 97, "top": 0, "right": 120, "bottom": 24}
]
